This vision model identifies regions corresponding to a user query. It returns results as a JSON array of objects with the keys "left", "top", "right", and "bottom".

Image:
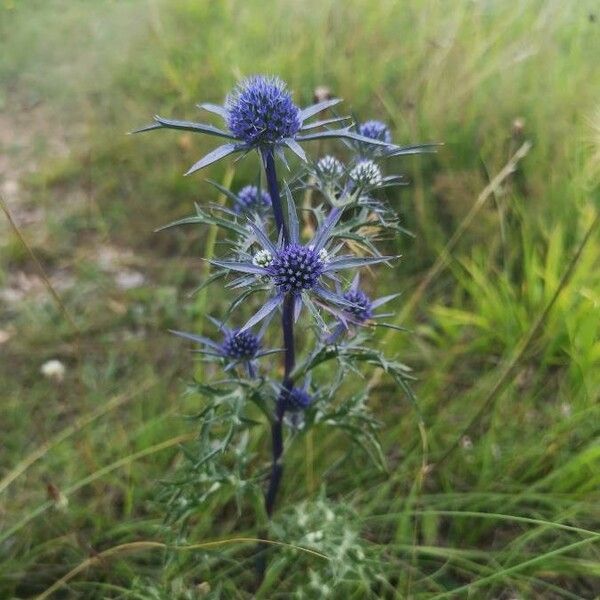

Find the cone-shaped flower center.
[
  {"left": 222, "top": 330, "right": 260, "bottom": 360},
  {"left": 226, "top": 76, "right": 301, "bottom": 146},
  {"left": 342, "top": 289, "right": 373, "bottom": 322},
  {"left": 267, "top": 244, "right": 325, "bottom": 293}
]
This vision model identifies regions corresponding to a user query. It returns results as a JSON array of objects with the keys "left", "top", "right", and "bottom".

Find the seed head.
[{"left": 226, "top": 76, "right": 301, "bottom": 146}]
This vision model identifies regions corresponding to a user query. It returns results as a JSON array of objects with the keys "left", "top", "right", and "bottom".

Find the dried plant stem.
[
  {"left": 0, "top": 196, "right": 81, "bottom": 339},
  {"left": 0, "top": 381, "right": 156, "bottom": 494},
  {"left": 432, "top": 209, "right": 599, "bottom": 469},
  {"left": 367, "top": 141, "right": 532, "bottom": 392},
  {"left": 36, "top": 537, "right": 328, "bottom": 600}
]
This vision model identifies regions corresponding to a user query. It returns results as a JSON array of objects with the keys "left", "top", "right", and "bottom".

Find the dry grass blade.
[
  {"left": 400, "top": 141, "right": 532, "bottom": 318},
  {"left": 0, "top": 433, "right": 195, "bottom": 545},
  {"left": 429, "top": 536, "right": 600, "bottom": 599},
  {"left": 0, "top": 380, "right": 157, "bottom": 494},
  {"left": 368, "top": 142, "right": 532, "bottom": 391},
  {"left": 35, "top": 538, "right": 330, "bottom": 599},
  {"left": 0, "top": 196, "right": 81, "bottom": 337},
  {"left": 433, "top": 209, "right": 600, "bottom": 469}
]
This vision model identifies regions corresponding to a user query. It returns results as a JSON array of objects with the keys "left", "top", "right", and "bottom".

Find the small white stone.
[
  {"left": 115, "top": 270, "right": 145, "bottom": 290},
  {"left": 41, "top": 359, "right": 66, "bottom": 382},
  {"left": 460, "top": 435, "right": 473, "bottom": 450},
  {"left": 306, "top": 530, "right": 323, "bottom": 543}
]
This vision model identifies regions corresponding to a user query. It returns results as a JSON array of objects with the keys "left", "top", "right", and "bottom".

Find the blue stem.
[
  {"left": 262, "top": 149, "right": 289, "bottom": 243},
  {"left": 261, "top": 148, "right": 295, "bottom": 519}
]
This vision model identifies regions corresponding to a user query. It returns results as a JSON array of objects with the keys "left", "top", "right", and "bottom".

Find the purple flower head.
[
  {"left": 234, "top": 185, "right": 271, "bottom": 214},
  {"left": 133, "top": 77, "right": 397, "bottom": 175},
  {"left": 221, "top": 329, "right": 260, "bottom": 360},
  {"left": 226, "top": 76, "right": 302, "bottom": 147},
  {"left": 170, "top": 316, "right": 276, "bottom": 378},
  {"left": 342, "top": 288, "right": 374, "bottom": 322},
  {"left": 357, "top": 120, "right": 392, "bottom": 144},
  {"left": 211, "top": 202, "right": 397, "bottom": 334},
  {"left": 283, "top": 386, "right": 312, "bottom": 411},
  {"left": 325, "top": 274, "right": 401, "bottom": 344},
  {"left": 267, "top": 244, "right": 326, "bottom": 293}
]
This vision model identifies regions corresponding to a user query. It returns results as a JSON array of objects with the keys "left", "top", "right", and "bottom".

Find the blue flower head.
[
  {"left": 283, "top": 386, "right": 312, "bottom": 411},
  {"left": 234, "top": 185, "right": 271, "bottom": 214},
  {"left": 133, "top": 76, "right": 399, "bottom": 175},
  {"left": 342, "top": 287, "right": 374, "bottom": 322},
  {"left": 226, "top": 76, "right": 301, "bottom": 147},
  {"left": 211, "top": 199, "right": 397, "bottom": 334},
  {"left": 221, "top": 329, "right": 260, "bottom": 360},
  {"left": 170, "top": 317, "right": 276, "bottom": 378},
  {"left": 358, "top": 120, "right": 392, "bottom": 144},
  {"left": 325, "top": 274, "right": 401, "bottom": 343},
  {"left": 352, "top": 119, "right": 400, "bottom": 158},
  {"left": 266, "top": 244, "right": 326, "bottom": 293}
]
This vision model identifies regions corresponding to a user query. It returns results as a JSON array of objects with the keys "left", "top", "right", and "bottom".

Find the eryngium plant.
[{"left": 134, "top": 75, "right": 435, "bottom": 574}]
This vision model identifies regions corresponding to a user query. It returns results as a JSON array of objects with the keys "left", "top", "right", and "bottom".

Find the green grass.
[{"left": 1, "top": 0, "right": 599, "bottom": 597}]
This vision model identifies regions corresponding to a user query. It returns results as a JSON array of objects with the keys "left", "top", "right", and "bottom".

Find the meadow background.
[{"left": 1, "top": 0, "right": 599, "bottom": 598}]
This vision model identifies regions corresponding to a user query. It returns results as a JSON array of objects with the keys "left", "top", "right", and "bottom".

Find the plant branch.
[{"left": 262, "top": 151, "right": 296, "bottom": 518}]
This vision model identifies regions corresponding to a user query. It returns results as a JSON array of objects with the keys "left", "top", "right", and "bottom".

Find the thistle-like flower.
[
  {"left": 357, "top": 120, "right": 392, "bottom": 144},
  {"left": 204, "top": 180, "right": 271, "bottom": 217},
  {"left": 170, "top": 317, "right": 276, "bottom": 378},
  {"left": 212, "top": 201, "right": 395, "bottom": 333},
  {"left": 132, "top": 75, "right": 396, "bottom": 175},
  {"left": 325, "top": 274, "right": 401, "bottom": 343},
  {"left": 135, "top": 72, "right": 436, "bottom": 557},
  {"left": 316, "top": 155, "right": 345, "bottom": 181},
  {"left": 347, "top": 117, "right": 440, "bottom": 159},
  {"left": 342, "top": 287, "right": 374, "bottom": 322},
  {"left": 350, "top": 119, "right": 393, "bottom": 158},
  {"left": 349, "top": 159, "right": 384, "bottom": 189},
  {"left": 234, "top": 185, "right": 271, "bottom": 214},
  {"left": 283, "top": 386, "right": 313, "bottom": 411},
  {"left": 341, "top": 274, "right": 399, "bottom": 324},
  {"left": 226, "top": 77, "right": 302, "bottom": 146}
]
